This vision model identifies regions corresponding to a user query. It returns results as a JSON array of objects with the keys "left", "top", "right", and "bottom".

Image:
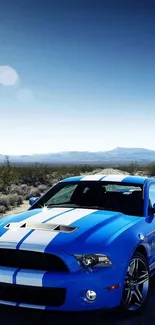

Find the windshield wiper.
[
  {"left": 46, "top": 203, "right": 77, "bottom": 208},
  {"left": 46, "top": 203, "right": 105, "bottom": 210}
]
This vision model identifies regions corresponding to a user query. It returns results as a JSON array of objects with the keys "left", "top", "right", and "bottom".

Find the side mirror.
[
  {"left": 29, "top": 197, "right": 39, "bottom": 206},
  {"left": 148, "top": 203, "right": 155, "bottom": 215}
]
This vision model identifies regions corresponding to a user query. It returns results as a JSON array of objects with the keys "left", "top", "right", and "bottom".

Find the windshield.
[{"left": 30, "top": 181, "right": 144, "bottom": 217}]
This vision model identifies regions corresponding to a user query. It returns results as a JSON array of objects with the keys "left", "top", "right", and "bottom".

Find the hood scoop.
[{"left": 5, "top": 222, "right": 78, "bottom": 233}]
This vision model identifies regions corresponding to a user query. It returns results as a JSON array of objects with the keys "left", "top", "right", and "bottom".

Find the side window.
[{"left": 148, "top": 184, "right": 155, "bottom": 207}]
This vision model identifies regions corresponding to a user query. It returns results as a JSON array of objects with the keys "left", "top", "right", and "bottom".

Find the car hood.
[{"left": 0, "top": 207, "right": 139, "bottom": 253}]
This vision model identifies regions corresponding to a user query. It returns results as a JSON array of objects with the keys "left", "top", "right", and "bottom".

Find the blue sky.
[{"left": 0, "top": 0, "right": 155, "bottom": 155}]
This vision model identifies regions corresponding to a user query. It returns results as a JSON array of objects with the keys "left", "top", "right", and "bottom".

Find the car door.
[{"left": 147, "top": 182, "right": 155, "bottom": 268}]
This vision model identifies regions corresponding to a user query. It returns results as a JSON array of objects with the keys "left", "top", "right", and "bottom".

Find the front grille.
[
  {"left": 0, "top": 283, "right": 66, "bottom": 306},
  {"left": 0, "top": 249, "right": 69, "bottom": 272}
]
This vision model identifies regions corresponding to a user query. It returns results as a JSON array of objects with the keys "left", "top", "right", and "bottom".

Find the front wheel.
[{"left": 121, "top": 252, "right": 150, "bottom": 314}]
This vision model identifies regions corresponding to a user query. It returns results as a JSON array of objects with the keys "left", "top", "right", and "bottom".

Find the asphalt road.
[{"left": 1, "top": 279, "right": 155, "bottom": 325}]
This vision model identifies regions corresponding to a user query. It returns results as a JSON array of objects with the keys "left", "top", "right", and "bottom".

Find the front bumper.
[{"left": 0, "top": 264, "right": 125, "bottom": 311}]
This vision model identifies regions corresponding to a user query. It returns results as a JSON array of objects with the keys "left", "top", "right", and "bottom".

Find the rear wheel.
[{"left": 121, "top": 252, "right": 150, "bottom": 314}]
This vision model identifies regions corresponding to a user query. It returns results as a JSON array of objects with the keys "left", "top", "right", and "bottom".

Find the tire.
[{"left": 120, "top": 252, "right": 150, "bottom": 315}]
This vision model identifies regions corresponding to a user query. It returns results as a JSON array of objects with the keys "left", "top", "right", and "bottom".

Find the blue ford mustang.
[{"left": 0, "top": 173, "right": 155, "bottom": 314}]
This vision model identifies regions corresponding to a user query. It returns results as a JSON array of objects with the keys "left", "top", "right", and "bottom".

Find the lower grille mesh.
[{"left": 0, "top": 283, "right": 66, "bottom": 306}]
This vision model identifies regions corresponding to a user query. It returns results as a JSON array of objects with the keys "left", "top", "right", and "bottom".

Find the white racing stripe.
[
  {"left": 0, "top": 208, "right": 71, "bottom": 247},
  {"left": 0, "top": 267, "right": 17, "bottom": 284},
  {"left": 16, "top": 269, "right": 46, "bottom": 287},
  {"left": 80, "top": 175, "right": 104, "bottom": 181},
  {"left": 101, "top": 175, "right": 126, "bottom": 182},
  {"left": 0, "top": 229, "right": 34, "bottom": 249},
  {"left": 24, "top": 207, "right": 71, "bottom": 223},
  {"left": 19, "top": 208, "right": 97, "bottom": 252}
]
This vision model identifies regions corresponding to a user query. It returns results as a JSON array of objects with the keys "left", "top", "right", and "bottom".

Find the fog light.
[{"left": 86, "top": 290, "right": 97, "bottom": 301}]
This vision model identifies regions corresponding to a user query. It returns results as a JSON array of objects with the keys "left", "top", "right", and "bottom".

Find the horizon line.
[{"left": 0, "top": 146, "right": 155, "bottom": 157}]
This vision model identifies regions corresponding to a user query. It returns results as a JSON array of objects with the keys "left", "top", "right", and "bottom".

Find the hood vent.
[{"left": 4, "top": 222, "right": 78, "bottom": 233}]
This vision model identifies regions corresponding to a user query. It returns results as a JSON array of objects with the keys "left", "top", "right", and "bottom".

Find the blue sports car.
[{"left": 0, "top": 173, "right": 155, "bottom": 315}]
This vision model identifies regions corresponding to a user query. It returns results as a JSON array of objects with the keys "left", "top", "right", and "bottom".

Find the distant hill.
[{"left": 1, "top": 147, "right": 155, "bottom": 165}]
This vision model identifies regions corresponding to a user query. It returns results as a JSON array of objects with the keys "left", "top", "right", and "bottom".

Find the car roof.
[{"left": 62, "top": 174, "right": 155, "bottom": 185}]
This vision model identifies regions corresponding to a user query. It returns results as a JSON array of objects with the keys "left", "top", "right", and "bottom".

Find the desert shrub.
[
  {"left": 8, "top": 194, "right": 23, "bottom": 207},
  {"left": 8, "top": 194, "right": 23, "bottom": 206},
  {"left": 16, "top": 195, "right": 23, "bottom": 206},
  {"left": 0, "top": 195, "right": 11, "bottom": 209},
  {"left": 0, "top": 156, "right": 18, "bottom": 193},
  {"left": 25, "top": 187, "right": 42, "bottom": 200},
  {"left": 0, "top": 194, "right": 23, "bottom": 210},
  {"left": 145, "top": 163, "right": 155, "bottom": 177},
  {"left": 48, "top": 178, "right": 58, "bottom": 187},
  {"left": 7, "top": 194, "right": 17, "bottom": 206},
  {"left": 0, "top": 206, "right": 6, "bottom": 215},
  {"left": 25, "top": 184, "right": 49, "bottom": 200},
  {"left": 18, "top": 163, "right": 50, "bottom": 186},
  {"left": 9, "top": 183, "right": 47, "bottom": 201},
  {"left": 117, "top": 161, "right": 139, "bottom": 175},
  {"left": 37, "top": 184, "right": 48, "bottom": 193},
  {"left": 9, "top": 185, "right": 19, "bottom": 194},
  {"left": 10, "top": 184, "right": 29, "bottom": 197}
]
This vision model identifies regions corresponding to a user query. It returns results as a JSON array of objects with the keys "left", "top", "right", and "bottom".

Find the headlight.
[{"left": 74, "top": 254, "right": 112, "bottom": 268}]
